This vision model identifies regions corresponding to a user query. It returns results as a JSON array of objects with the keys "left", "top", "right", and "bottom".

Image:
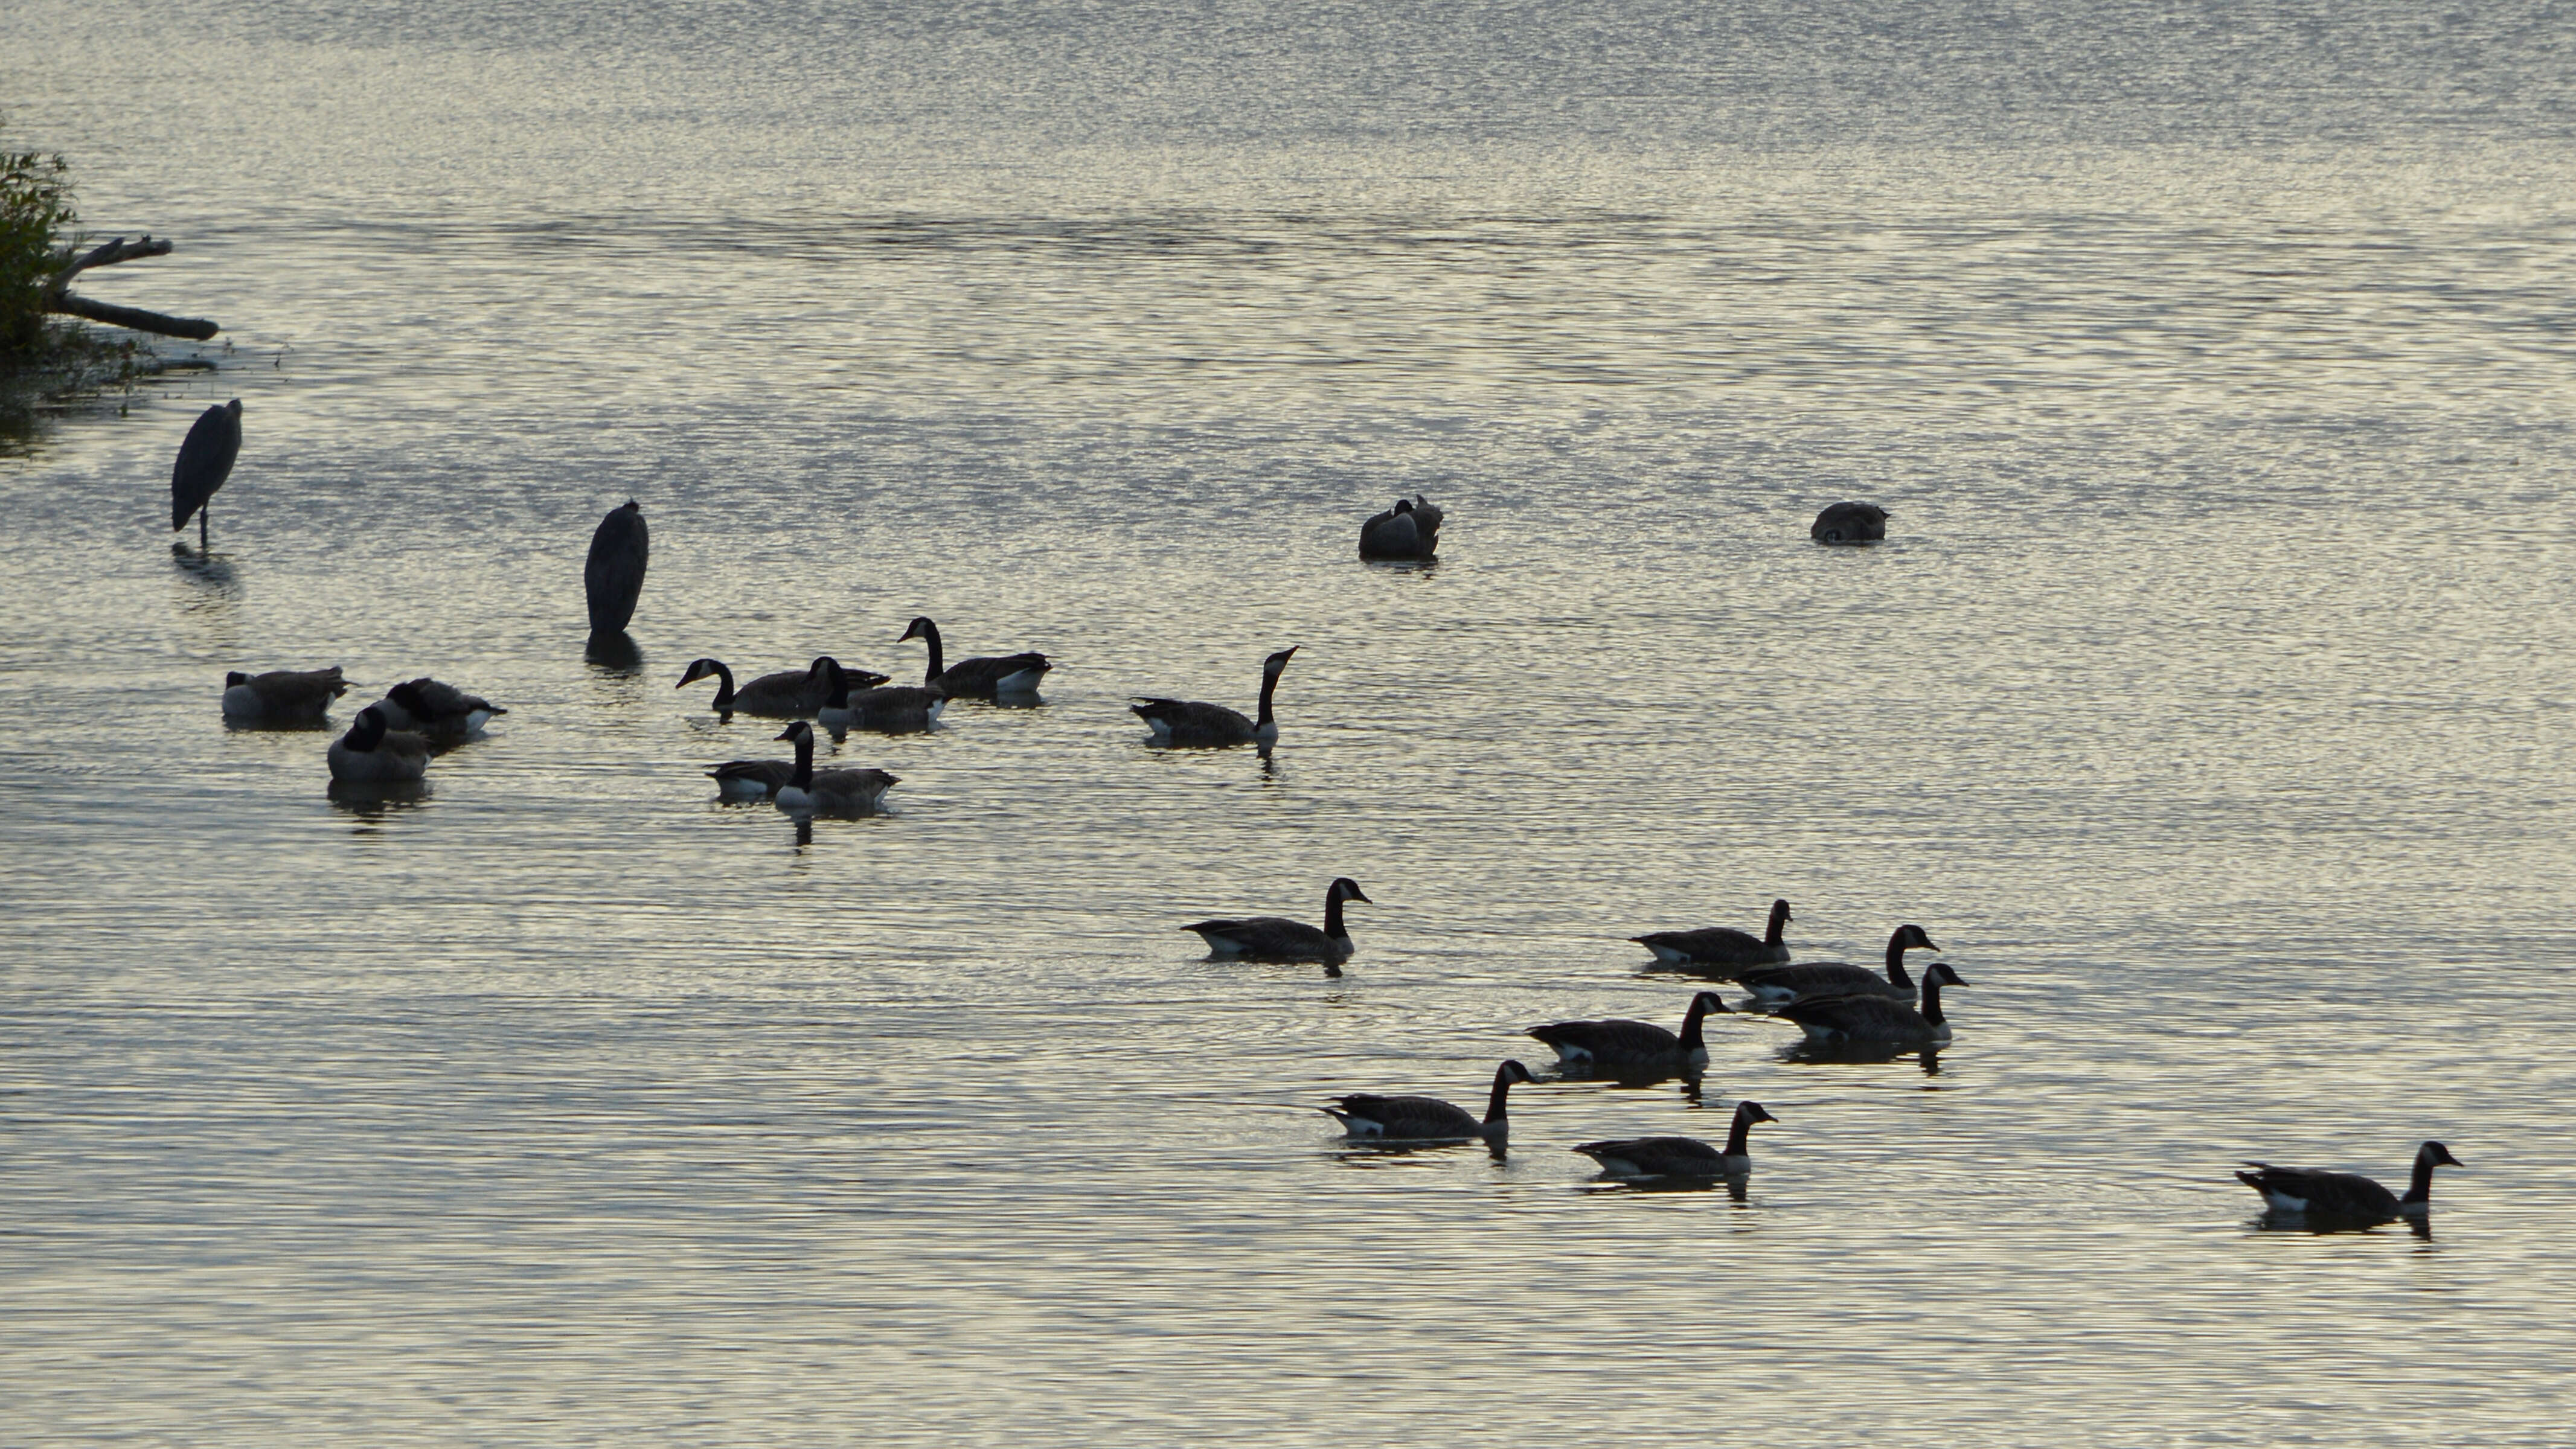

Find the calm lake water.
[{"left": 5, "top": 2, "right": 2574, "bottom": 1443}]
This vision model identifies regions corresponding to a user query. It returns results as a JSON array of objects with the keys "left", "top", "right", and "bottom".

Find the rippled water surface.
[{"left": 6, "top": 2, "right": 2575, "bottom": 1443}]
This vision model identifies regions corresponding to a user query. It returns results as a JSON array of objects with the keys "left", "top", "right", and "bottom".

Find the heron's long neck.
[
  {"left": 1324, "top": 891, "right": 1347, "bottom": 940},
  {"left": 2404, "top": 1153, "right": 2440, "bottom": 1208},
  {"left": 1483, "top": 1070, "right": 1517, "bottom": 1126},
  {"left": 1680, "top": 1000, "right": 1712, "bottom": 1050},
  {"left": 1255, "top": 668, "right": 1281, "bottom": 729},
  {"left": 1885, "top": 933, "right": 1917, "bottom": 990},
  {"left": 920, "top": 625, "right": 944, "bottom": 686},
  {"left": 1724, "top": 1110, "right": 1757, "bottom": 1157},
  {"left": 708, "top": 663, "right": 736, "bottom": 710},
  {"left": 790, "top": 732, "right": 814, "bottom": 790}
]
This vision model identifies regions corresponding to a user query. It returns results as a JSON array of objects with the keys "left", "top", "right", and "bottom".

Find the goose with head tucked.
[
  {"left": 1358, "top": 494, "right": 1444, "bottom": 560},
  {"left": 1773, "top": 962, "right": 1966, "bottom": 1045},
  {"left": 678, "top": 656, "right": 885, "bottom": 719},
  {"left": 900, "top": 616, "right": 1049, "bottom": 697},
  {"left": 374, "top": 677, "right": 505, "bottom": 742},
  {"left": 1323, "top": 1060, "right": 1536, "bottom": 1144},
  {"left": 327, "top": 705, "right": 431, "bottom": 784},
  {"left": 1740, "top": 924, "right": 1940, "bottom": 1004},
  {"left": 1576, "top": 1100, "right": 1779, "bottom": 1180},
  {"left": 1182, "top": 877, "right": 1369, "bottom": 961},
  {"left": 817, "top": 657, "right": 944, "bottom": 734},
  {"left": 1633, "top": 898, "right": 1793, "bottom": 974},
  {"left": 767, "top": 721, "right": 900, "bottom": 813},
  {"left": 1132, "top": 646, "right": 1295, "bottom": 747},
  {"left": 223, "top": 666, "right": 348, "bottom": 726},
  {"left": 1811, "top": 501, "right": 1888, "bottom": 544},
  {"left": 1527, "top": 991, "right": 1733, "bottom": 1072},
  {"left": 2235, "top": 1142, "right": 2461, "bottom": 1227}
]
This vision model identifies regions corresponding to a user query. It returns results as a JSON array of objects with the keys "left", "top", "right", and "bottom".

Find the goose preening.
[
  {"left": 1811, "top": 501, "right": 1888, "bottom": 545},
  {"left": 900, "top": 616, "right": 1049, "bottom": 697},
  {"left": 1132, "top": 646, "right": 1295, "bottom": 747},
  {"left": 222, "top": 666, "right": 348, "bottom": 726},
  {"left": 818, "top": 657, "right": 945, "bottom": 734},
  {"left": 326, "top": 705, "right": 430, "bottom": 784},
  {"left": 2235, "top": 1142, "right": 2461, "bottom": 1227},
  {"left": 676, "top": 657, "right": 886, "bottom": 718},
  {"left": 1634, "top": 898, "right": 1794, "bottom": 973},
  {"left": 1323, "top": 1060, "right": 1536, "bottom": 1144},
  {"left": 769, "top": 721, "right": 900, "bottom": 813},
  {"left": 1359, "top": 494, "right": 1444, "bottom": 560},
  {"left": 374, "top": 677, "right": 505, "bottom": 741},
  {"left": 583, "top": 499, "right": 649, "bottom": 638},
  {"left": 1773, "top": 962, "right": 1967, "bottom": 1045},
  {"left": 1527, "top": 991, "right": 1733, "bottom": 1072},
  {"left": 170, "top": 398, "right": 242, "bottom": 548},
  {"left": 1740, "top": 924, "right": 1940, "bottom": 1004},
  {"left": 1575, "top": 1100, "right": 1780, "bottom": 1180},
  {"left": 1182, "top": 877, "right": 1370, "bottom": 962}
]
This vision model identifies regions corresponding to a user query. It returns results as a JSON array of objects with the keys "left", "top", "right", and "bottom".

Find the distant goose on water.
[
  {"left": 1182, "top": 877, "right": 1370, "bottom": 962},
  {"left": 374, "top": 678, "right": 505, "bottom": 741},
  {"left": 1773, "top": 962, "right": 1967, "bottom": 1045},
  {"left": 1633, "top": 898, "right": 1793, "bottom": 973},
  {"left": 170, "top": 399, "right": 242, "bottom": 548},
  {"left": 1575, "top": 1100, "right": 1779, "bottom": 1180},
  {"left": 326, "top": 705, "right": 430, "bottom": 784},
  {"left": 1740, "top": 924, "right": 1941, "bottom": 1004},
  {"left": 2235, "top": 1142, "right": 2462, "bottom": 1227},
  {"left": 1323, "top": 1060, "right": 1536, "bottom": 1144},
  {"left": 769, "top": 721, "right": 900, "bottom": 813},
  {"left": 818, "top": 656, "right": 944, "bottom": 734},
  {"left": 1359, "top": 494, "right": 1443, "bottom": 560},
  {"left": 1132, "top": 646, "right": 1295, "bottom": 747},
  {"left": 1810, "top": 501, "right": 1887, "bottom": 544},
  {"left": 900, "top": 616, "right": 1050, "bottom": 697},
  {"left": 223, "top": 666, "right": 348, "bottom": 726},
  {"left": 1527, "top": 991, "right": 1734, "bottom": 1072},
  {"left": 676, "top": 657, "right": 884, "bottom": 718},
  {"left": 583, "top": 499, "right": 649, "bottom": 638}
]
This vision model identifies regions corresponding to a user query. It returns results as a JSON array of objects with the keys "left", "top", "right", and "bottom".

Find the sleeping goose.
[
  {"left": 1132, "top": 647, "right": 1295, "bottom": 747},
  {"left": 900, "top": 616, "right": 1050, "bottom": 697},
  {"left": 223, "top": 666, "right": 348, "bottom": 725},
  {"left": 374, "top": 677, "right": 505, "bottom": 741},
  {"left": 1575, "top": 1100, "right": 1779, "bottom": 1180},
  {"left": 676, "top": 657, "right": 886, "bottom": 718},
  {"left": 1182, "top": 877, "right": 1369, "bottom": 961},
  {"left": 1811, "top": 501, "right": 1888, "bottom": 544},
  {"left": 817, "top": 657, "right": 945, "bottom": 734},
  {"left": 2235, "top": 1142, "right": 2461, "bottom": 1226},
  {"left": 1773, "top": 962, "right": 1966, "bottom": 1045},
  {"left": 326, "top": 705, "right": 431, "bottom": 784},
  {"left": 1322, "top": 1060, "right": 1535, "bottom": 1144},
  {"left": 1634, "top": 898, "right": 1793, "bottom": 973},
  {"left": 1527, "top": 991, "right": 1733, "bottom": 1072},
  {"left": 1740, "top": 924, "right": 1940, "bottom": 1004},
  {"left": 769, "top": 721, "right": 900, "bottom": 813},
  {"left": 1358, "top": 494, "right": 1444, "bottom": 560}
]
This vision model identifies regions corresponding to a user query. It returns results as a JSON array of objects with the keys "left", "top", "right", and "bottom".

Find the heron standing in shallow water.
[
  {"left": 171, "top": 399, "right": 243, "bottom": 549},
  {"left": 585, "top": 499, "right": 650, "bottom": 639}
]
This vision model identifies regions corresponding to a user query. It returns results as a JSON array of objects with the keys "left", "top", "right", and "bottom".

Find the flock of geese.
[{"left": 181, "top": 403, "right": 2456, "bottom": 1230}]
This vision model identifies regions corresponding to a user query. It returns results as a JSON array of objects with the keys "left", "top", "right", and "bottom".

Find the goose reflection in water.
[
  {"left": 326, "top": 778, "right": 430, "bottom": 822},
  {"left": 1775, "top": 1039, "right": 1944, "bottom": 1076}
]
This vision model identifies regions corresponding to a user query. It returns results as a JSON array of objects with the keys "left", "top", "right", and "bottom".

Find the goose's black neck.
[
  {"left": 2403, "top": 1151, "right": 2441, "bottom": 1208},
  {"left": 1764, "top": 904, "right": 1787, "bottom": 949},
  {"left": 1680, "top": 997, "right": 1714, "bottom": 1050},
  {"left": 823, "top": 664, "right": 852, "bottom": 710},
  {"left": 1885, "top": 931, "right": 1918, "bottom": 990},
  {"left": 1724, "top": 1107, "right": 1758, "bottom": 1157},
  {"left": 919, "top": 622, "right": 944, "bottom": 686},
  {"left": 706, "top": 661, "right": 737, "bottom": 711},
  {"left": 1920, "top": 974, "right": 1948, "bottom": 1026},
  {"left": 1483, "top": 1067, "right": 1519, "bottom": 1126},
  {"left": 788, "top": 729, "right": 815, "bottom": 790},
  {"left": 1324, "top": 889, "right": 1348, "bottom": 941},
  {"left": 1256, "top": 667, "right": 1283, "bottom": 729}
]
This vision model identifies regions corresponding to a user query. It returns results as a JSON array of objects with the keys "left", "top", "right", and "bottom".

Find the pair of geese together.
[{"left": 219, "top": 667, "right": 504, "bottom": 785}]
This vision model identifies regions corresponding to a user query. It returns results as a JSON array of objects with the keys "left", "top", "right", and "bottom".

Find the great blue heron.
[
  {"left": 170, "top": 400, "right": 243, "bottom": 548},
  {"left": 584, "top": 499, "right": 649, "bottom": 637}
]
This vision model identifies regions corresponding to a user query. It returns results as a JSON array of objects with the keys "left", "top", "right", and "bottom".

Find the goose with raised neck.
[
  {"left": 1633, "top": 897, "right": 1793, "bottom": 974},
  {"left": 1773, "top": 962, "right": 1967, "bottom": 1044},
  {"left": 900, "top": 616, "right": 1050, "bottom": 697},
  {"left": 1322, "top": 1060, "right": 1536, "bottom": 1144},
  {"left": 2236, "top": 1141, "right": 2462, "bottom": 1226},
  {"left": 1181, "top": 877, "right": 1370, "bottom": 961},
  {"left": 1527, "top": 991, "right": 1733, "bottom": 1070},
  {"left": 1741, "top": 924, "right": 1940, "bottom": 1003},
  {"left": 769, "top": 721, "right": 899, "bottom": 813},
  {"left": 1574, "top": 1100, "right": 1780, "bottom": 1179},
  {"left": 1131, "top": 647, "right": 1295, "bottom": 747}
]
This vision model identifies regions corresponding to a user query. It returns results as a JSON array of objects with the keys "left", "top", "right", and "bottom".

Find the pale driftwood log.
[{"left": 42, "top": 235, "right": 221, "bottom": 341}]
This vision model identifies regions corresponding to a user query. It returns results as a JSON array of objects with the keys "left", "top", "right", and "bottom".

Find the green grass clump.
[{"left": 2, "top": 120, "right": 77, "bottom": 356}]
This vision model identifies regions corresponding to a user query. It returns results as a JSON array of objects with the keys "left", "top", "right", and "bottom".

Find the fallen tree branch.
[{"left": 42, "top": 234, "right": 220, "bottom": 340}]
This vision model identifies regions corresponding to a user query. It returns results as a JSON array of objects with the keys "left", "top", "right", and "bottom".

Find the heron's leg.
[{"left": 200, "top": 504, "right": 210, "bottom": 550}]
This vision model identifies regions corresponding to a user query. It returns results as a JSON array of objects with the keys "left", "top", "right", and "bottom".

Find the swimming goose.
[
  {"left": 1773, "top": 962, "right": 1966, "bottom": 1044},
  {"left": 1323, "top": 1060, "right": 1536, "bottom": 1143},
  {"left": 374, "top": 678, "right": 505, "bottom": 741},
  {"left": 1811, "top": 501, "right": 1888, "bottom": 544},
  {"left": 1634, "top": 898, "right": 1794, "bottom": 973},
  {"left": 2235, "top": 1142, "right": 2461, "bottom": 1226},
  {"left": 170, "top": 399, "right": 243, "bottom": 548},
  {"left": 1575, "top": 1101, "right": 1779, "bottom": 1179},
  {"left": 1740, "top": 924, "right": 1940, "bottom": 1004},
  {"left": 1359, "top": 494, "right": 1444, "bottom": 560},
  {"left": 900, "top": 616, "right": 1050, "bottom": 697},
  {"left": 1527, "top": 991, "right": 1733, "bottom": 1071},
  {"left": 223, "top": 666, "right": 348, "bottom": 725},
  {"left": 676, "top": 657, "right": 886, "bottom": 718},
  {"left": 818, "top": 657, "right": 945, "bottom": 734},
  {"left": 1182, "top": 877, "right": 1370, "bottom": 961},
  {"left": 769, "top": 721, "right": 900, "bottom": 813},
  {"left": 584, "top": 499, "right": 649, "bottom": 637},
  {"left": 1132, "top": 647, "right": 1295, "bottom": 747},
  {"left": 326, "top": 705, "right": 431, "bottom": 784}
]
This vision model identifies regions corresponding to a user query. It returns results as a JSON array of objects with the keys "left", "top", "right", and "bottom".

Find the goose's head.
[
  {"left": 1690, "top": 990, "right": 1734, "bottom": 1017},
  {"left": 1894, "top": 923, "right": 1940, "bottom": 953},
  {"left": 806, "top": 656, "right": 838, "bottom": 679},
  {"left": 1496, "top": 1060, "right": 1537, "bottom": 1087},
  {"left": 344, "top": 706, "right": 389, "bottom": 750},
  {"left": 899, "top": 616, "right": 937, "bottom": 644},
  {"left": 774, "top": 721, "right": 816, "bottom": 746},
  {"left": 225, "top": 670, "right": 249, "bottom": 688},
  {"left": 1263, "top": 646, "right": 1299, "bottom": 677},
  {"left": 386, "top": 681, "right": 429, "bottom": 717},
  {"left": 1327, "top": 877, "right": 1371, "bottom": 907},
  {"left": 2418, "top": 1141, "right": 2462, "bottom": 1169},
  {"left": 676, "top": 658, "right": 725, "bottom": 688},
  {"left": 1392, "top": 498, "right": 1415, "bottom": 514},
  {"left": 1770, "top": 898, "right": 1795, "bottom": 927},
  {"left": 1735, "top": 1100, "right": 1779, "bottom": 1127},
  {"left": 1924, "top": 962, "right": 1968, "bottom": 988}
]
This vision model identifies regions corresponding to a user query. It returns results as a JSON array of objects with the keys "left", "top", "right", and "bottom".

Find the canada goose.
[
  {"left": 1323, "top": 1060, "right": 1536, "bottom": 1143},
  {"left": 1527, "top": 991, "right": 1733, "bottom": 1071},
  {"left": 817, "top": 657, "right": 945, "bottom": 734},
  {"left": 2235, "top": 1142, "right": 2461, "bottom": 1225},
  {"left": 1132, "top": 647, "right": 1295, "bottom": 747},
  {"left": 584, "top": 499, "right": 649, "bottom": 637},
  {"left": 1182, "top": 877, "right": 1370, "bottom": 961},
  {"left": 326, "top": 705, "right": 430, "bottom": 784},
  {"left": 1575, "top": 1101, "right": 1779, "bottom": 1179},
  {"left": 900, "top": 616, "right": 1049, "bottom": 697},
  {"left": 1773, "top": 962, "right": 1966, "bottom": 1044},
  {"left": 1359, "top": 494, "right": 1444, "bottom": 560},
  {"left": 676, "top": 657, "right": 885, "bottom": 718},
  {"left": 1740, "top": 924, "right": 1940, "bottom": 1003},
  {"left": 769, "top": 721, "right": 900, "bottom": 813},
  {"left": 374, "top": 678, "right": 505, "bottom": 740},
  {"left": 1811, "top": 501, "right": 1888, "bottom": 544},
  {"left": 170, "top": 399, "right": 242, "bottom": 548},
  {"left": 222, "top": 666, "right": 348, "bottom": 725},
  {"left": 1634, "top": 898, "right": 1793, "bottom": 973}
]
